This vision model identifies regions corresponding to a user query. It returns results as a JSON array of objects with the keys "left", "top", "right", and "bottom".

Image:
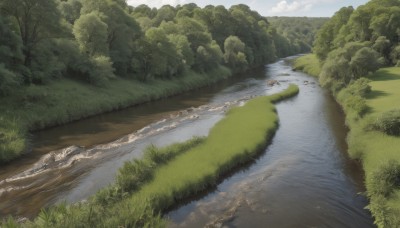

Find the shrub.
[
  {"left": 346, "top": 78, "right": 371, "bottom": 98},
  {"left": 0, "top": 64, "right": 19, "bottom": 96},
  {"left": 372, "top": 109, "right": 400, "bottom": 136},
  {"left": 368, "top": 160, "right": 400, "bottom": 197}
]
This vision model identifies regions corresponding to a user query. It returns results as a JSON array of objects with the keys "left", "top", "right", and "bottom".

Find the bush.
[
  {"left": 372, "top": 109, "right": 400, "bottom": 136},
  {"left": 368, "top": 160, "right": 400, "bottom": 197},
  {"left": 0, "top": 64, "right": 19, "bottom": 96},
  {"left": 346, "top": 78, "right": 371, "bottom": 98}
]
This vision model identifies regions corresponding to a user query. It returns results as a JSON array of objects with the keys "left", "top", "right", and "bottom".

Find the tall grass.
[
  {"left": 2, "top": 85, "right": 299, "bottom": 227},
  {"left": 0, "top": 66, "right": 231, "bottom": 163}
]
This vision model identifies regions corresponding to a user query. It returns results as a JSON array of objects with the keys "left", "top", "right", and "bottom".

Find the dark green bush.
[
  {"left": 372, "top": 109, "right": 400, "bottom": 136},
  {"left": 368, "top": 160, "right": 400, "bottom": 197},
  {"left": 346, "top": 78, "right": 371, "bottom": 98}
]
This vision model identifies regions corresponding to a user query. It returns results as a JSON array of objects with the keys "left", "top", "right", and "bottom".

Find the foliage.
[
  {"left": 313, "top": 0, "right": 400, "bottom": 101},
  {"left": 73, "top": 12, "right": 109, "bottom": 57},
  {"left": 223, "top": 36, "right": 248, "bottom": 72},
  {"left": 371, "top": 109, "right": 400, "bottom": 136},
  {"left": 0, "top": 2, "right": 318, "bottom": 87},
  {"left": 368, "top": 160, "right": 400, "bottom": 198},
  {"left": 268, "top": 17, "right": 329, "bottom": 56},
  {"left": 0, "top": 64, "right": 19, "bottom": 96}
]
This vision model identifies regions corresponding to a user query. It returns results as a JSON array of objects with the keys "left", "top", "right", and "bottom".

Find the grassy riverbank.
[
  {"left": 0, "top": 67, "right": 231, "bottom": 163},
  {"left": 295, "top": 54, "right": 400, "bottom": 227},
  {"left": 293, "top": 54, "right": 321, "bottom": 77},
  {"left": 3, "top": 85, "right": 299, "bottom": 227}
]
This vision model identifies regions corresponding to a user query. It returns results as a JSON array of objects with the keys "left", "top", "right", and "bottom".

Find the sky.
[{"left": 127, "top": 0, "right": 370, "bottom": 17}]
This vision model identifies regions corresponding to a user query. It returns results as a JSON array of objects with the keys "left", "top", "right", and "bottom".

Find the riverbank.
[
  {"left": 295, "top": 54, "right": 400, "bottom": 227},
  {"left": 0, "top": 67, "right": 231, "bottom": 163},
  {"left": 3, "top": 85, "right": 299, "bottom": 227}
]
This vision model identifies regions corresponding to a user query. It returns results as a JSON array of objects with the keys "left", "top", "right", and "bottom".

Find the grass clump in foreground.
[
  {"left": 293, "top": 54, "right": 321, "bottom": 77},
  {"left": 2, "top": 85, "right": 299, "bottom": 227},
  {"left": 0, "top": 66, "right": 231, "bottom": 164}
]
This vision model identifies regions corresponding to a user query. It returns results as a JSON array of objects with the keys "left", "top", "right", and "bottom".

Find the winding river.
[{"left": 0, "top": 57, "right": 374, "bottom": 227}]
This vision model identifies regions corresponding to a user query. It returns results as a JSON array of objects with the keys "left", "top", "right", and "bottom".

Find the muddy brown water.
[{"left": 0, "top": 57, "right": 374, "bottom": 227}]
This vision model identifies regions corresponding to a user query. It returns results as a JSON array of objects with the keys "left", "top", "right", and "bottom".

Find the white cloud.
[
  {"left": 269, "top": 0, "right": 339, "bottom": 15},
  {"left": 127, "top": 0, "right": 188, "bottom": 8}
]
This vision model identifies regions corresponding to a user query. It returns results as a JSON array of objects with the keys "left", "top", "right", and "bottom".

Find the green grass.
[
  {"left": 348, "top": 67, "right": 400, "bottom": 227},
  {"left": 293, "top": 54, "right": 321, "bottom": 77},
  {"left": 2, "top": 85, "right": 299, "bottom": 227},
  {"left": 0, "top": 66, "right": 231, "bottom": 163}
]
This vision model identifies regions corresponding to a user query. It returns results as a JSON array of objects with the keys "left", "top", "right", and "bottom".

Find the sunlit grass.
[
  {"left": 351, "top": 67, "right": 400, "bottom": 227},
  {"left": 293, "top": 54, "right": 321, "bottom": 77},
  {"left": 0, "top": 67, "right": 231, "bottom": 163}
]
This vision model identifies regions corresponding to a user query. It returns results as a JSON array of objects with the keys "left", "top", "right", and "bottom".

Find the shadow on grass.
[
  {"left": 367, "top": 90, "right": 390, "bottom": 99},
  {"left": 370, "top": 69, "right": 400, "bottom": 81}
]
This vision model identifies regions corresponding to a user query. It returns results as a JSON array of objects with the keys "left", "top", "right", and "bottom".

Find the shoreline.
[
  {"left": 294, "top": 54, "right": 400, "bottom": 227},
  {"left": 0, "top": 66, "right": 233, "bottom": 163}
]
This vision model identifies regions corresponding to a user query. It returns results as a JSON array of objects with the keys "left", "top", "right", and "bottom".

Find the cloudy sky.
[{"left": 127, "top": 0, "right": 369, "bottom": 17}]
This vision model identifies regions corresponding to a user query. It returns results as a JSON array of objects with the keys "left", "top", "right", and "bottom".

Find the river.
[{"left": 0, "top": 57, "right": 374, "bottom": 227}]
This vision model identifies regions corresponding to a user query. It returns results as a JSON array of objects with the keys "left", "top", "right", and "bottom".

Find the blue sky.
[{"left": 127, "top": 0, "right": 370, "bottom": 17}]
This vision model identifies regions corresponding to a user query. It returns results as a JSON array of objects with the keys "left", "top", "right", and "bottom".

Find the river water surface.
[{"left": 0, "top": 57, "right": 374, "bottom": 227}]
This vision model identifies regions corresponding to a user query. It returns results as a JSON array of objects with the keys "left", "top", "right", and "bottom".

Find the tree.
[
  {"left": 373, "top": 36, "right": 391, "bottom": 62},
  {"left": 81, "top": 0, "right": 142, "bottom": 76},
  {"left": 313, "top": 6, "right": 354, "bottom": 60},
  {"left": 0, "top": 64, "right": 19, "bottom": 96},
  {"left": 0, "top": 15, "right": 23, "bottom": 70},
  {"left": 223, "top": 36, "right": 248, "bottom": 72},
  {"left": 73, "top": 12, "right": 109, "bottom": 56},
  {"left": 0, "top": 0, "right": 63, "bottom": 67},
  {"left": 350, "top": 47, "right": 382, "bottom": 77},
  {"left": 59, "top": 0, "right": 83, "bottom": 25}
]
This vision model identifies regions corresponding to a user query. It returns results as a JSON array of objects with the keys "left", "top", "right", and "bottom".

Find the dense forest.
[
  {"left": 0, "top": 1, "right": 320, "bottom": 92},
  {"left": 267, "top": 16, "right": 328, "bottom": 56}
]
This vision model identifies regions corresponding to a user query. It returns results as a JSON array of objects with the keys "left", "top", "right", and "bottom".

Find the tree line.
[
  {"left": 0, "top": 0, "right": 325, "bottom": 96},
  {"left": 313, "top": 0, "right": 400, "bottom": 92},
  {"left": 267, "top": 16, "right": 328, "bottom": 57}
]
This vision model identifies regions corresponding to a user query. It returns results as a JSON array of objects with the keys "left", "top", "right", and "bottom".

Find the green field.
[
  {"left": 351, "top": 67, "right": 400, "bottom": 227},
  {"left": 0, "top": 67, "right": 231, "bottom": 163},
  {"left": 2, "top": 85, "right": 299, "bottom": 227}
]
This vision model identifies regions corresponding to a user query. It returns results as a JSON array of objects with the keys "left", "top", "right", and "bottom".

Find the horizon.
[{"left": 127, "top": 0, "right": 370, "bottom": 17}]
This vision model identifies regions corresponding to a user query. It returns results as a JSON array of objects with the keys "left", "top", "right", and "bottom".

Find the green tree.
[
  {"left": 313, "top": 6, "right": 354, "bottom": 60},
  {"left": 73, "top": 12, "right": 109, "bottom": 56},
  {"left": 223, "top": 36, "right": 248, "bottom": 72},
  {"left": 0, "top": 15, "right": 23, "bottom": 70},
  {"left": 350, "top": 47, "right": 382, "bottom": 77},
  {"left": 0, "top": 0, "right": 63, "bottom": 67},
  {"left": 0, "top": 64, "right": 19, "bottom": 96},
  {"left": 59, "top": 0, "right": 83, "bottom": 24}
]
